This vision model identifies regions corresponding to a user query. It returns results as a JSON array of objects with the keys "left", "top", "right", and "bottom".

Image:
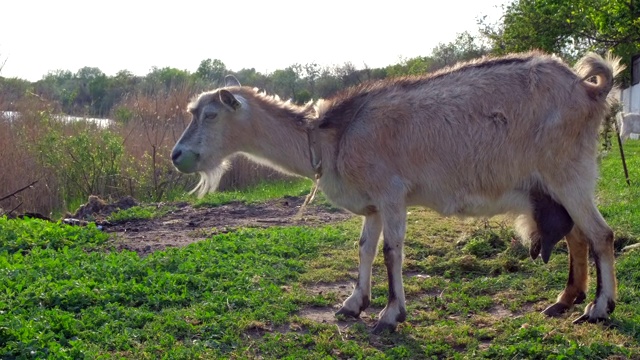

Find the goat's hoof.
[
  {"left": 572, "top": 313, "right": 590, "bottom": 324},
  {"left": 335, "top": 307, "right": 360, "bottom": 319},
  {"left": 574, "top": 292, "right": 587, "bottom": 304},
  {"left": 542, "top": 302, "right": 569, "bottom": 317},
  {"left": 572, "top": 313, "right": 607, "bottom": 324},
  {"left": 372, "top": 321, "right": 397, "bottom": 334},
  {"left": 572, "top": 301, "right": 614, "bottom": 324}
]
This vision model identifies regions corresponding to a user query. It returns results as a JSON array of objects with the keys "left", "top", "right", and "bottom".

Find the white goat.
[{"left": 172, "top": 51, "right": 622, "bottom": 333}]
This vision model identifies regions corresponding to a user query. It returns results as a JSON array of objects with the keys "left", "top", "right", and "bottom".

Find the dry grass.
[
  {"left": 0, "top": 97, "right": 61, "bottom": 216},
  {"left": 0, "top": 87, "right": 290, "bottom": 216}
]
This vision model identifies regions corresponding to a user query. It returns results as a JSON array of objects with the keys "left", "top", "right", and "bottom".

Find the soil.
[{"left": 91, "top": 196, "right": 353, "bottom": 257}]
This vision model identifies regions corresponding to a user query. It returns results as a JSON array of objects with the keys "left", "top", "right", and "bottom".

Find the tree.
[
  {"left": 0, "top": 77, "right": 32, "bottom": 110},
  {"left": 35, "top": 70, "right": 75, "bottom": 112},
  {"left": 144, "top": 67, "right": 192, "bottom": 94},
  {"left": 233, "top": 68, "right": 268, "bottom": 89},
  {"left": 386, "top": 56, "right": 434, "bottom": 77},
  {"left": 431, "top": 32, "right": 489, "bottom": 70},
  {"left": 302, "top": 62, "right": 321, "bottom": 94},
  {"left": 195, "top": 59, "right": 227, "bottom": 85},
  {"left": 270, "top": 67, "right": 298, "bottom": 100},
  {"left": 76, "top": 67, "right": 108, "bottom": 115},
  {"left": 384, "top": 32, "right": 489, "bottom": 78},
  {"left": 481, "top": 0, "right": 640, "bottom": 84},
  {"left": 105, "top": 70, "right": 139, "bottom": 116},
  {"left": 315, "top": 67, "right": 342, "bottom": 98}
]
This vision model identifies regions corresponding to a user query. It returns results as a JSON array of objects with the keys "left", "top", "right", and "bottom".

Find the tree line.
[
  {"left": 1, "top": 0, "right": 638, "bottom": 118},
  {"left": 0, "top": 32, "right": 489, "bottom": 118}
]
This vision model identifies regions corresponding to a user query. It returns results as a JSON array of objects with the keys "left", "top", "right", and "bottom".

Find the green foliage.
[
  {"left": 194, "top": 58, "right": 227, "bottom": 85},
  {"left": 112, "top": 105, "right": 134, "bottom": 123},
  {"left": 144, "top": 66, "right": 193, "bottom": 93},
  {"left": 270, "top": 67, "right": 299, "bottom": 100},
  {"left": 463, "top": 226, "right": 509, "bottom": 258},
  {"left": 29, "top": 117, "right": 124, "bottom": 208},
  {"left": 194, "top": 179, "right": 315, "bottom": 207},
  {"left": 386, "top": 32, "right": 489, "bottom": 77},
  {"left": 0, "top": 226, "right": 347, "bottom": 358},
  {"left": 597, "top": 140, "right": 640, "bottom": 238},
  {"left": 481, "top": 0, "right": 640, "bottom": 84},
  {"left": 5, "top": 28, "right": 492, "bottom": 119},
  {"left": 0, "top": 77, "right": 32, "bottom": 107},
  {"left": 107, "top": 205, "right": 172, "bottom": 222},
  {"left": 0, "top": 215, "right": 108, "bottom": 255}
]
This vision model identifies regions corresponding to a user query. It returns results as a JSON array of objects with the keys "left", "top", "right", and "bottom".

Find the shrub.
[{"left": 28, "top": 114, "right": 124, "bottom": 208}]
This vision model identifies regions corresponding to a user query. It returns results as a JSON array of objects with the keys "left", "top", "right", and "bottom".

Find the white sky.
[{"left": 0, "top": 0, "right": 507, "bottom": 82}]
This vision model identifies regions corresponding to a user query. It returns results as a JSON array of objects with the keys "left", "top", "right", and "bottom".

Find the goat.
[
  {"left": 617, "top": 112, "right": 640, "bottom": 142},
  {"left": 171, "top": 51, "right": 622, "bottom": 333}
]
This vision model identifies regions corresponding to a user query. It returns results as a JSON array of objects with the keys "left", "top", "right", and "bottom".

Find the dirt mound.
[{"left": 72, "top": 195, "right": 138, "bottom": 220}]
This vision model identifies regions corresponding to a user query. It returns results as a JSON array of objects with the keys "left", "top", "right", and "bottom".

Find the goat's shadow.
[
  {"left": 293, "top": 306, "right": 436, "bottom": 355},
  {"left": 604, "top": 317, "right": 640, "bottom": 342}
]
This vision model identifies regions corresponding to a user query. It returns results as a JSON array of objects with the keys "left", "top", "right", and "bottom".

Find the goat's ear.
[
  {"left": 219, "top": 90, "right": 241, "bottom": 111},
  {"left": 224, "top": 75, "right": 241, "bottom": 87}
]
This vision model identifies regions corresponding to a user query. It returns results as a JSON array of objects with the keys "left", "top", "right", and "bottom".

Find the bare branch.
[{"left": 0, "top": 179, "right": 39, "bottom": 203}]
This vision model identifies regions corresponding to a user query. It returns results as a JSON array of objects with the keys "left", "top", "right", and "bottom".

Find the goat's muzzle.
[{"left": 171, "top": 147, "right": 199, "bottom": 173}]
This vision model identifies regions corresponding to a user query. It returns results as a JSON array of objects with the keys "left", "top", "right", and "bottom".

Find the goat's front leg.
[
  {"left": 372, "top": 204, "right": 407, "bottom": 334},
  {"left": 336, "top": 212, "right": 382, "bottom": 318}
]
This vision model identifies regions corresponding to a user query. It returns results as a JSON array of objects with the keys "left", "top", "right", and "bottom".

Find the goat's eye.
[{"left": 203, "top": 113, "right": 217, "bottom": 121}]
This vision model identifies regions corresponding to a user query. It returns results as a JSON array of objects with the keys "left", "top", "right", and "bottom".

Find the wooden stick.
[{"left": 613, "top": 120, "right": 631, "bottom": 186}]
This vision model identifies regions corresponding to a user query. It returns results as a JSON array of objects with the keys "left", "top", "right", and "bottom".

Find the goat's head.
[{"left": 171, "top": 76, "right": 243, "bottom": 175}]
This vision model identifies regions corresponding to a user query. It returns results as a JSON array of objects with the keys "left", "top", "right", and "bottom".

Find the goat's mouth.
[{"left": 171, "top": 148, "right": 200, "bottom": 173}]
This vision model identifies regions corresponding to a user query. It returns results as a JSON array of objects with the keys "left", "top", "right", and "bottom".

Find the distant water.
[{"left": 1, "top": 111, "right": 113, "bottom": 127}]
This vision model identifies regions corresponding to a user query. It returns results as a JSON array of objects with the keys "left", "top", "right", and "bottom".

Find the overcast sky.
[{"left": 1, "top": 0, "right": 507, "bottom": 82}]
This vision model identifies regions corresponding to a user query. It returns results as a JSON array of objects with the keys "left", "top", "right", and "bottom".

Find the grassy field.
[{"left": 2, "top": 142, "right": 640, "bottom": 359}]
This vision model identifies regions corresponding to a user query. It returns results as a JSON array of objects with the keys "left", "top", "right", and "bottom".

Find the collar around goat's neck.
[
  {"left": 295, "top": 124, "right": 323, "bottom": 216},
  {"left": 306, "top": 125, "right": 323, "bottom": 181}
]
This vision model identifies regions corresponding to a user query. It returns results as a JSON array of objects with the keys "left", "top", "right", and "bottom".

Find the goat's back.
[{"left": 316, "top": 52, "right": 618, "bottom": 211}]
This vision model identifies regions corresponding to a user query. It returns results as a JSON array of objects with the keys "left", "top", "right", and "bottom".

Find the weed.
[{"left": 108, "top": 205, "right": 173, "bottom": 222}]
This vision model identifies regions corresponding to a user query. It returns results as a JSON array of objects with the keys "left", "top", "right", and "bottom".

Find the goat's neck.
[{"left": 241, "top": 106, "right": 318, "bottom": 180}]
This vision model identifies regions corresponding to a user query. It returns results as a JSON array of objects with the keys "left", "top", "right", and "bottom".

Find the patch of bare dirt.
[
  {"left": 95, "top": 196, "right": 352, "bottom": 257},
  {"left": 486, "top": 304, "right": 516, "bottom": 319},
  {"left": 293, "top": 280, "right": 385, "bottom": 329},
  {"left": 306, "top": 281, "right": 355, "bottom": 300}
]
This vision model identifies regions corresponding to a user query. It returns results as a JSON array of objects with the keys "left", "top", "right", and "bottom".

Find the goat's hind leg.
[
  {"left": 555, "top": 194, "right": 616, "bottom": 323},
  {"left": 542, "top": 226, "right": 589, "bottom": 317},
  {"left": 336, "top": 212, "right": 382, "bottom": 318},
  {"left": 573, "top": 219, "right": 616, "bottom": 323}
]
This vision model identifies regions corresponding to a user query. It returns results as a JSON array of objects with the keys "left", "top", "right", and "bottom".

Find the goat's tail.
[{"left": 575, "top": 52, "right": 624, "bottom": 101}]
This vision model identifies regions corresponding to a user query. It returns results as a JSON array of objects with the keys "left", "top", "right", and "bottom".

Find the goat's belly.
[{"left": 410, "top": 190, "right": 531, "bottom": 217}]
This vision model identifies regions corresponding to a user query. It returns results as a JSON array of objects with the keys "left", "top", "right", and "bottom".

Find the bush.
[{"left": 28, "top": 114, "right": 124, "bottom": 208}]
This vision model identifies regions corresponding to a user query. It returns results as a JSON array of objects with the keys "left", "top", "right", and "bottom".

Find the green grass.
[
  {"left": 0, "top": 225, "right": 348, "bottom": 358},
  {"left": 193, "top": 178, "right": 316, "bottom": 207},
  {"left": 1, "top": 143, "right": 640, "bottom": 358},
  {"left": 107, "top": 205, "right": 174, "bottom": 222},
  {"left": 0, "top": 216, "right": 109, "bottom": 255},
  {"left": 598, "top": 140, "right": 640, "bottom": 243}
]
